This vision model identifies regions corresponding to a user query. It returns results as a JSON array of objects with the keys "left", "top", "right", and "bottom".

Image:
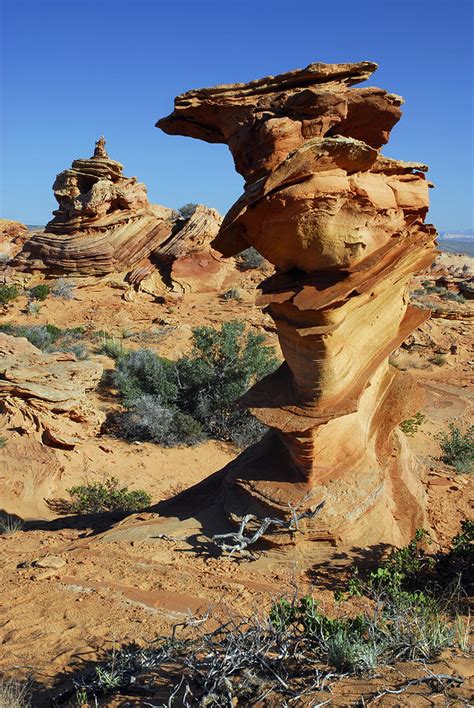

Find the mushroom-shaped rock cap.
[{"left": 157, "top": 61, "right": 404, "bottom": 182}]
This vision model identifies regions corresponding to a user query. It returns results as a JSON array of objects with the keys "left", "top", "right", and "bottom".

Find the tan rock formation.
[
  {"left": 158, "top": 61, "right": 438, "bottom": 546},
  {"left": 0, "top": 333, "right": 103, "bottom": 449},
  {"left": 0, "top": 219, "right": 28, "bottom": 261},
  {"left": 127, "top": 204, "right": 233, "bottom": 294},
  {"left": 12, "top": 138, "right": 174, "bottom": 275},
  {"left": 0, "top": 333, "right": 104, "bottom": 516}
]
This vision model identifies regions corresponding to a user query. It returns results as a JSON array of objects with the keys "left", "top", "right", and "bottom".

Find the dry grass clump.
[{"left": 0, "top": 677, "right": 31, "bottom": 707}]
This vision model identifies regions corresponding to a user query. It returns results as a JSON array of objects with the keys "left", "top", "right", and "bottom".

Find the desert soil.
[{"left": 0, "top": 256, "right": 472, "bottom": 705}]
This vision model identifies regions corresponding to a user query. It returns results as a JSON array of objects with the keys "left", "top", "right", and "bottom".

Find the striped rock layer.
[
  {"left": 12, "top": 147, "right": 174, "bottom": 276},
  {"left": 159, "top": 61, "right": 438, "bottom": 546}
]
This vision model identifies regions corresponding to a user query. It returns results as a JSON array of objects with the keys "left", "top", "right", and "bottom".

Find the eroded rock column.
[{"left": 158, "top": 62, "right": 438, "bottom": 546}]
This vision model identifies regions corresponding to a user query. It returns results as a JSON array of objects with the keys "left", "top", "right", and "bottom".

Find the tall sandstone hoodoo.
[{"left": 158, "top": 61, "right": 438, "bottom": 547}]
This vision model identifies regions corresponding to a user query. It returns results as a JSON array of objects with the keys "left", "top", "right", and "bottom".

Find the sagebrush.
[
  {"left": 109, "top": 320, "right": 278, "bottom": 448},
  {"left": 439, "top": 423, "right": 474, "bottom": 473}
]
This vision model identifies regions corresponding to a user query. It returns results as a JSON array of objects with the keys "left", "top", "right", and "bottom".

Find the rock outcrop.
[
  {"left": 0, "top": 219, "right": 28, "bottom": 262},
  {"left": 0, "top": 333, "right": 103, "bottom": 449},
  {"left": 128, "top": 204, "right": 233, "bottom": 294},
  {"left": 158, "top": 61, "right": 438, "bottom": 546},
  {"left": 0, "top": 333, "right": 104, "bottom": 516},
  {"left": 13, "top": 138, "right": 174, "bottom": 275},
  {"left": 12, "top": 140, "right": 232, "bottom": 291}
]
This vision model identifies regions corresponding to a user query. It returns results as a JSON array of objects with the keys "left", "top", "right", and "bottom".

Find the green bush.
[
  {"left": 430, "top": 353, "right": 446, "bottom": 366},
  {"left": 439, "top": 423, "right": 474, "bottom": 473},
  {"left": 0, "top": 284, "right": 20, "bottom": 304},
  {"left": 111, "top": 321, "right": 278, "bottom": 447},
  {"left": 399, "top": 411, "right": 426, "bottom": 436},
  {"left": 97, "top": 336, "right": 126, "bottom": 360},
  {"left": 222, "top": 288, "right": 242, "bottom": 301},
  {"left": 0, "top": 435, "right": 6, "bottom": 449},
  {"left": 237, "top": 247, "right": 265, "bottom": 270},
  {"left": 114, "top": 394, "right": 203, "bottom": 447},
  {"left": 178, "top": 202, "right": 198, "bottom": 219},
  {"left": 66, "top": 476, "right": 151, "bottom": 514},
  {"left": 28, "top": 284, "right": 50, "bottom": 301},
  {"left": 113, "top": 349, "right": 178, "bottom": 407}
]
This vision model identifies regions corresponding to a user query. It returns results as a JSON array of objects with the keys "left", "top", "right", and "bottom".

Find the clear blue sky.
[{"left": 1, "top": 0, "right": 472, "bottom": 231}]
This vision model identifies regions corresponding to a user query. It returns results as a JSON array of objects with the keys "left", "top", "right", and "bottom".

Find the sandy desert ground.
[{"left": 0, "top": 253, "right": 472, "bottom": 706}]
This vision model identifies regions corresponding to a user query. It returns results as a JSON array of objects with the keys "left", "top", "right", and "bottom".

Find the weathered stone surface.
[
  {"left": 0, "top": 219, "right": 28, "bottom": 262},
  {"left": 127, "top": 204, "right": 233, "bottom": 294},
  {"left": 158, "top": 62, "right": 403, "bottom": 182},
  {"left": 157, "top": 61, "right": 438, "bottom": 546},
  {"left": 12, "top": 139, "right": 174, "bottom": 275},
  {"left": 0, "top": 333, "right": 103, "bottom": 449}
]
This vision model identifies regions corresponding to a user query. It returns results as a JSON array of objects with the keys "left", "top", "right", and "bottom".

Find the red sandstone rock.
[
  {"left": 157, "top": 61, "right": 438, "bottom": 547},
  {"left": 127, "top": 204, "right": 232, "bottom": 294}
]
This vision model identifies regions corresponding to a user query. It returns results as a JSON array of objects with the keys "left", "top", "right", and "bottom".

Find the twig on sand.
[
  {"left": 367, "top": 673, "right": 463, "bottom": 703},
  {"left": 211, "top": 498, "right": 325, "bottom": 556}
]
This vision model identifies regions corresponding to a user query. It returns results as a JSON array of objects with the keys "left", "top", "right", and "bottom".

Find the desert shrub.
[
  {"left": 237, "top": 246, "right": 265, "bottom": 270},
  {"left": 25, "top": 301, "right": 41, "bottom": 316},
  {"left": 0, "top": 677, "right": 31, "bottom": 707},
  {"left": 0, "top": 513, "right": 24, "bottom": 536},
  {"left": 0, "top": 435, "right": 6, "bottom": 448},
  {"left": 430, "top": 353, "right": 446, "bottom": 366},
  {"left": 28, "top": 284, "right": 50, "bottom": 301},
  {"left": 436, "top": 520, "right": 473, "bottom": 590},
  {"left": 111, "top": 321, "right": 278, "bottom": 447},
  {"left": 178, "top": 202, "right": 198, "bottom": 219},
  {"left": 439, "top": 423, "right": 474, "bottom": 473},
  {"left": 424, "top": 285, "right": 466, "bottom": 303},
  {"left": 175, "top": 320, "right": 278, "bottom": 444},
  {"left": 66, "top": 476, "right": 151, "bottom": 514},
  {"left": 115, "top": 394, "right": 203, "bottom": 446},
  {"left": 51, "top": 278, "right": 75, "bottom": 300},
  {"left": 66, "top": 587, "right": 456, "bottom": 706},
  {"left": 97, "top": 336, "right": 126, "bottom": 360},
  {"left": 443, "top": 291, "right": 466, "bottom": 303},
  {"left": 113, "top": 349, "right": 178, "bottom": 407},
  {"left": 0, "top": 284, "right": 20, "bottom": 304},
  {"left": 222, "top": 287, "right": 242, "bottom": 301},
  {"left": 399, "top": 411, "right": 426, "bottom": 436}
]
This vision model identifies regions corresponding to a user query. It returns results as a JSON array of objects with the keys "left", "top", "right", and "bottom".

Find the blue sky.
[{"left": 1, "top": 0, "right": 472, "bottom": 231}]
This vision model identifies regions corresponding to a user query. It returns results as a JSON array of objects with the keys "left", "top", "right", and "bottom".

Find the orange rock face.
[{"left": 159, "top": 62, "right": 438, "bottom": 546}]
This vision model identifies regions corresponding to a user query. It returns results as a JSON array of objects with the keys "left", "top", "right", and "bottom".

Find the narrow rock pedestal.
[{"left": 158, "top": 61, "right": 438, "bottom": 547}]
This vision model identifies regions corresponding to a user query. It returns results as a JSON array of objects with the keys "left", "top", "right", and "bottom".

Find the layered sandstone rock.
[
  {"left": 12, "top": 138, "right": 174, "bottom": 275},
  {"left": 158, "top": 61, "right": 438, "bottom": 546},
  {"left": 0, "top": 333, "right": 103, "bottom": 449},
  {"left": 127, "top": 204, "right": 233, "bottom": 295},
  {"left": 0, "top": 333, "right": 104, "bottom": 516},
  {"left": 153, "top": 204, "right": 233, "bottom": 293}
]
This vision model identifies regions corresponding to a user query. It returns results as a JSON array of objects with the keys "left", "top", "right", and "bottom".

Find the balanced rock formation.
[
  {"left": 158, "top": 61, "right": 438, "bottom": 547},
  {"left": 13, "top": 137, "right": 174, "bottom": 275}
]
